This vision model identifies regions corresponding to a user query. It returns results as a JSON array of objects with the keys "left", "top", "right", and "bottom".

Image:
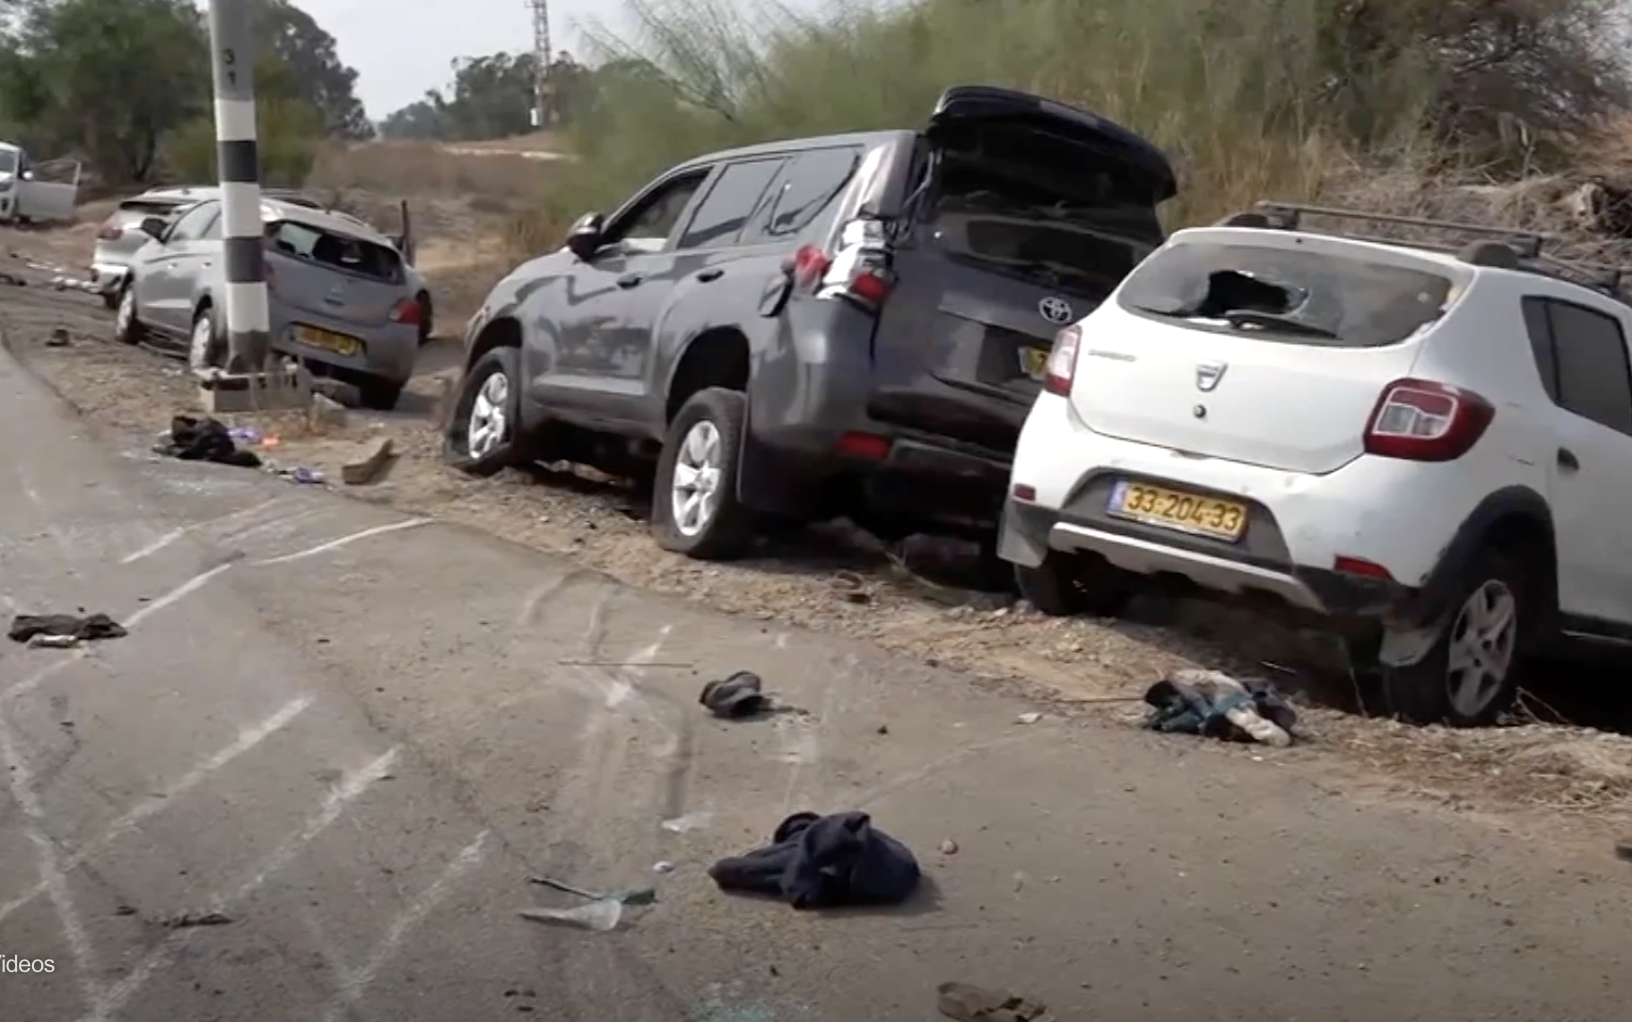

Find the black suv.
[{"left": 445, "top": 85, "right": 1176, "bottom": 560}]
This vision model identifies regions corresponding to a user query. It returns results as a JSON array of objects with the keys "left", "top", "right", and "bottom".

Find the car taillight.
[
  {"left": 389, "top": 297, "right": 421, "bottom": 325},
  {"left": 790, "top": 228, "right": 895, "bottom": 310},
  {"left": 1363, "top": 378, "right": 1494, "bottom": 462},
  {"left": 96, "top": 221, "right": 122, "bottom": 241},
  {"left": 1042, "top": 325, "right": 1082, "bottom": 397}
]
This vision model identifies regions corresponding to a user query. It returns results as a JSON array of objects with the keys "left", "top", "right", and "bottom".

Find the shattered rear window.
[
  {"left": 264, "top": 220, "right": 403, "bottom": 284},
  {"left": 1117, "top": 239, "right": 1458, "bottom": 348}
]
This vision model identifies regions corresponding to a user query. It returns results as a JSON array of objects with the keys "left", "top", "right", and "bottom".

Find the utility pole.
[
  {"left": 526, "top": 0, "right": 552, "bottom": 129},
  {"left": 204, "top": 0, "right": 272, "bottom": 385}
]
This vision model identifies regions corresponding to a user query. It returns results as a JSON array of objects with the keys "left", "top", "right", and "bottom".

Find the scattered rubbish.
[
  {"left": 228, "top": 425, "right": 262, "bottom": 444},
  {"left": 653, "top": 860, "right": 675, "bottom": 874},
  {"left": 45, "top": 327, "right": 68, "bottom": 347},
  {"left": 1615, "top": 839, "right": 1632, "bottom": 863},
  {"left": 0, "top": 270, "right": 24, "bottom": 286},
  {"left": 310, "top": 392, "right": 349, "bottom": 428},
  {"left": 520, "top": 875, "right": 658, "bottom": 932},
  {"left": 936, "top": 981, "right": 1054, "bottom": 1022},
  {"left": 341, "top": 437, "right": 396, "bottom": 485},
  {"left": 312, "top": 378, "right": 362, "bottom": 408},
  {"left": 938, "top": 839, "right": 959, "bottom": 855},
  {"left": 708, "top": 810, "right": 921, "bottom": 910},
  {"left": 700, "top": 671, "right": 771, "bottom": 718},
  {"left": 661, "top": 811, "right": 714, "bottom": 834},
  {"left": 520, "top": 899, "right": 623, "bottom": 931},
  {"left": 29, "top": 633, "right": 81, "bottom": 648},
  {"left": 159, "top": 910, "right": 233, "bottom": 929},
  {"left": 282, "top": 466, "right": 326, "bottom": 485},
  {"left": 1143, "top": 668, "right": 1296, "bottom": 747},
  {"left": 113, "top": 905, "right": 137, "bottom": 917},
  {"left": 155, "top": 415, "right": 261, "bottom": 468},
  {"left": 9, "top": 612, "right": 127, "bottom": 644},
  {"left": 1016, "top": 712, "right": 1043, "bottom": 725}
]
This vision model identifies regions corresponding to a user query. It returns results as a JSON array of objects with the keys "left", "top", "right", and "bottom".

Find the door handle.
[
  {"left": 695, "top": 268, "right": 723, "bottom": 282},
  {"left": 1558, "top": 447, "right": 1580, "bottom": 472},
  {"left": 616, "top": 273, "right": 642, "bottom": 289}
]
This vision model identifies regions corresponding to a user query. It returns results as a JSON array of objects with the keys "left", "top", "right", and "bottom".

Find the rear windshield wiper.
[{"left": 1218, "top": 310, "right": 1339, "bottom": 339}]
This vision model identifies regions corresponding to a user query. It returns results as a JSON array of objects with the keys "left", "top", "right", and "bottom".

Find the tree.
[
  {"left": 166, "top": 58, "right": 325, "bottom": 187},
  {"left": 250, "top": 0, "right": 372, "bottom": 140},
  {"left": 377, "top": 50, "right": 597, "bottom": 141},
  {"left": 4, "top": 0, "right": 208, "bottom": 181}
]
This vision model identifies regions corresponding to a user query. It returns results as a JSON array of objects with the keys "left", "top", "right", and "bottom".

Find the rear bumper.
[{"left": 272, "top": 316, "right": 417, "bottom": 384}]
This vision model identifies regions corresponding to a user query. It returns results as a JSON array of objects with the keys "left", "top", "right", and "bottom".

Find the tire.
[
  {"left": 652, "top": 387, "right": 753, "bottom": 560},
  {"left": 416, "top": 292, "right": 433, "bottom": 346},
  {"left": 1015, "top": 552, "right": 1137, "bottom": 617},
  {"left": 101, "top": 288, "right": 120, "bottom": 311},
  {"left": 443, "top": 347, "right": 524, "bottom": 477},
  {"left": 188, "top": 305, "right": 225, "bottom": 371},
  {"left": 1379, "top": 547, "right": 1530, "bottom": 727},
  {"left": 358, "top": 377, "right": 406, "bottom": 411},
  {"left": 113, "top": 284, "right": 144, "bottom": 345}
]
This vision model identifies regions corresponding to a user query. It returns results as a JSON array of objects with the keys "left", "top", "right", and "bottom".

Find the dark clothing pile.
[
  {"left": 8, "top": 612, "right": 127, "bottom": 643},
  {"left": 157, "top": 415, "right": 261, "bottom": 468},
  {"left": 1144, "top": 670, "right": 1297, "bottom": 742},
  {"left": 708, "top": 810, "right": 920, "bottom": 910},
  {"left": 699, "top": 670, "right": 770, "bottom": 718}
]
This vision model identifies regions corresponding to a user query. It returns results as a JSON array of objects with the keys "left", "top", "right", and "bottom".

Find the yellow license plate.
[
  {"left": 296, "top": 325, "right": 361, "bottom": 357},
  {"left": 1108, "top": 480, "right": 1248, "bottom": 541},
  {"left": 1018, "top": 346, "right": 1050, "bottom": 380}
]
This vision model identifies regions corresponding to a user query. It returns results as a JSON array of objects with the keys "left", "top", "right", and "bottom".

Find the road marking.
[
  {"left": 250, "top": 518, "right": 432, "bottom": 566},
  {"left": 0, "top": 707, "right": 101, "bottom": 1008},
  {"left": 118, "top": 527, "right": 184, "bottom": 564},
  {"left": 123, "top": 562, "right": 233, "bottom": 629},
  {"left": 82, "top": 748, "right": 400, "bottom": 1022},
  {"left": 0, "top": 695, "right": 315, "bottom": 927},
  {"left": 316, "top": 831, "right": 490, "bottom": 1022}
]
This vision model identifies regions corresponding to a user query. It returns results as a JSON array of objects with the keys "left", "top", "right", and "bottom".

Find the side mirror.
[
  {"left": 565, "top": 213, "right": 605, "bottom": 261},
  {"left": 19, "top": 170, "right": 33, "bottom": 181},
  {"left": 139, "top": 217, "right": 168, "bottom": 240}
]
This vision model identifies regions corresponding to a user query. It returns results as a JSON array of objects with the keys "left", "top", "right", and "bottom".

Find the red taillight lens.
[
  {"left": 789, "top": 244, "right": 830, "bottom": 287},
  {"left": 834, "top": 431, "right": 891, "bottom": 459},
  {"left": 786, "top": 242, "right": 892, "bottom": 308},
  {"left": 1042, "top": 325, "right": 1083, "bottom": 397},
  {"left": 389, "top": 297, "right": 421, "bottom": 325},
  {"left": 1363, "top": 378, "right": 1493, "bottom": 462},
  {"left": 97, "top": 221, "right": 122, "bottom": 241},
  {"left": 847, "top": 271, "right": 891, "bottom": 304},
  {"left": 1333, "top": 555, "right": 1393, "bottom": 581}
]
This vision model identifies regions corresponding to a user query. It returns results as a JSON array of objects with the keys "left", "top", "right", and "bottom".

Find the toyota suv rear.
[{"left": 444, "top": 85, "right": 1177, "bottom": 560}]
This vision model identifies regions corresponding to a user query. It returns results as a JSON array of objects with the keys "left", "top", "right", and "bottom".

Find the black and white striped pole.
[{"left": 204, "top": 0, "right": 273, "bottom": 385}]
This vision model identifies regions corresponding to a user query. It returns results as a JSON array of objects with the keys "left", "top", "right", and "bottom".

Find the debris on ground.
[
  {"left": 699, "top": 670, "right": 772, "bottom": 718},
  {"left": 44, "top": 327, "right": 68, "bottom": 347},
  {"left": 1016, "top": 712, "right": 1043, "bottom": 725},
  {"left": 340, "top": 437, "right": 396, "bottom": 485},
  {"left": 660, "top": 811, "right": 713, "bottom": 833},
  {"left": 938, "top": 839, "right": 959, "bottom": 855},
  {"left": 652, "top": 860, "right": 675, "bottom": 873},
  {"left": 936, "top": 981, "right": 1054, "bottom": 1022},
  {"left": 708, "top": 810, "right": 921, "bottom": 909},
  {"left": 0, "top": 270, "right": 24, "bottom": 286},
  {"left": 519, "top": 875, "right": 658, "bottom": 932},
  {"left": 280, "top": 465, "right": 326, "bottom": 485},
  {"left": 155, "top": 415, "right": 262, "bottom": 468},
  {"left": 158, "top": 910, "right": 233, "bottom": 929},
  {"left": 1615, "top": 839, "right": 1632, "bottom": 863},
  {"left": 9, "top": 612, "right": 127, "bottom": 644},
  {"left": 1143, "top": 668, "right": 1296, "bottom": 747},
  {"left": 310, "top": 392, "right": 348, "bottom": 429}
]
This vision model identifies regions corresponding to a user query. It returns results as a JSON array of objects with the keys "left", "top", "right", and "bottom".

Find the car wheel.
[
  {"left": 101, "top": 288, "right": 120, "bottom": 311},
  {"left": 358, "top": 377, "right": 406, "bottom": 411},
  {"left": 444, "top": 346, "right": 523, "bottom": 477},
  {"left": 652, "top": 387, "right": 752, "bottom": 560},
  {"left": 1015, "top": 552, "right": 1136, "bottom": 617},
  {"left": 1379, "top": 548, "right": 1528, "bottom": 727},
  {"left": 189, "top": 305, "right": 225, "bottom": 371},
  {"left": 113, "top": 285, "right": 143, "bottom": 345}
]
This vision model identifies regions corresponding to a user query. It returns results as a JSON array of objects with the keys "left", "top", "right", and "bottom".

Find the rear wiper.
[{"left": 1218, "top": 310, "right": 1338, "bottom": 339}]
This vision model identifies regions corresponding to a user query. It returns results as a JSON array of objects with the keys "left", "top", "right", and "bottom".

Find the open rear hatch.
[
  {"left": 867, "top": 86, "right": 1177, "bottom": 453},
  {"left": 1068, "top": 232, "right": 1462, "bottom": 475}
]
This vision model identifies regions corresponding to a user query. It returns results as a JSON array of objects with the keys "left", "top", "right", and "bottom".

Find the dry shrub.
[{"left": 306, "top": 140, "right": 559, "bottom": 203}]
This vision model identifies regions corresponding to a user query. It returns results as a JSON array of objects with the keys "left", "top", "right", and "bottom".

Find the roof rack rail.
[{"left": 1241, "top": 199, "right": 1632, "bottom": 302}]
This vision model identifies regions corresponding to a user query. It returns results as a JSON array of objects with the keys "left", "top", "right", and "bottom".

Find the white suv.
[{"left": 999, "top": 203, "right": 1632, "bottom": 727}]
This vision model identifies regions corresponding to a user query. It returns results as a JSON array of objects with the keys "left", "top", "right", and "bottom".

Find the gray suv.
[{"left": 445, "top": 85, "right": 1175, "bottom": 560}]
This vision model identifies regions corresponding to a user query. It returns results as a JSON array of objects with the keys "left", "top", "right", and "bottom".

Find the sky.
[{"left": 285, "top": 0, "right": 607, "bottom": 118}]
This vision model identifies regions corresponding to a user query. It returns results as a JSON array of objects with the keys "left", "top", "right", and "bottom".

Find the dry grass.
[{"left": 306, "top": 141, "right": 560, "bottom": 205}]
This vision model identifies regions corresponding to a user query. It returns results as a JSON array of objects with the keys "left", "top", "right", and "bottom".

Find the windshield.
[
  {"left": 1117, "top": 239, "right": 1458, "bottom": 348},
  {"left": 925, "top": 154, "right": 1161, "bottom": 296},
  {"left": 0, "top": 150, "right": 15, "bottom": 175}
]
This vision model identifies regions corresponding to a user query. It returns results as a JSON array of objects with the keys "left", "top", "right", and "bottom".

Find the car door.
[
  {"left": 1522, "top": 295, "right": 1632, "bottom": 630},
  {"left": 134, "top": 201, "right": 220, "bottom": 336}
]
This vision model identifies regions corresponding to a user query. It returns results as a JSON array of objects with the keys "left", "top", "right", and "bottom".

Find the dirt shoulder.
[{"left": 6, "top": 225, "right": 1632, "bottom": 832}]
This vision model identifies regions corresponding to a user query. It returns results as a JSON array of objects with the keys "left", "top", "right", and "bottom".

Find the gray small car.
[
  {"left": 94, "top": 186, "right": 433, "bottom": 343},
  {"left": 113, "top": 196, "right": 422, "bottom": 409}
]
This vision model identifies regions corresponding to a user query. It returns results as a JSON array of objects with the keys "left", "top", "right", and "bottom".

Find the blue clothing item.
[{"left": 708, "top": 811, "right": 921, "bottom": 909}]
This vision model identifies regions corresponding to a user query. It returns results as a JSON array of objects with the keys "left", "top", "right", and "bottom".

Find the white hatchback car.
[{"left": 1000, "top": 203, "right": 1632, "bottom": 726}]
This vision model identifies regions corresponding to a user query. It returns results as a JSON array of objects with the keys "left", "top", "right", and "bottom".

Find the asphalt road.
[{"left": 0, "top": 345, "right": 1629, "bottom": 1022}]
